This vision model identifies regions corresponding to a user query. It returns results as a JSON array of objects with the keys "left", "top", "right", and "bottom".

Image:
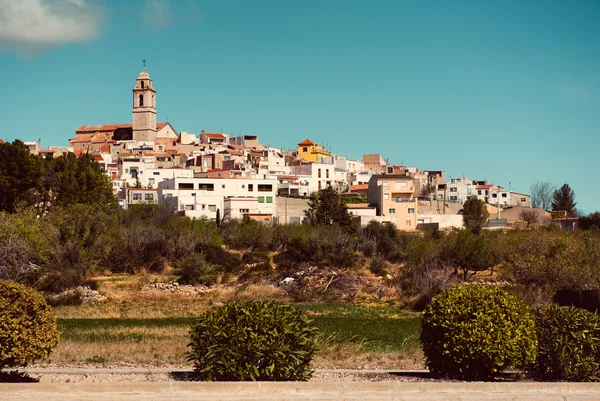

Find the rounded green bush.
[
  {"left": 420, "top": 285, "right": 537, "bottom": 380},
  {"left": 0, "top": 280, "right": 60, "bottom": 368},
  {"left": 187, "top": 301, "right": 318, "bottom": 381},
  {"left": 533, "top": 305, "right": 600, "bottom": 381}
]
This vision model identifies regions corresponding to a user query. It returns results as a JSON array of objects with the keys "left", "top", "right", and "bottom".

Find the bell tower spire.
[{"left": 132, "top": 61, "right": 157, "bottom": 144}]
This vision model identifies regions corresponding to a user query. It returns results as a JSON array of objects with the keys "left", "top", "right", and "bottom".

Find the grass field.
[{"left": 45, "top": 276, "right": 424, "bottom": 369}]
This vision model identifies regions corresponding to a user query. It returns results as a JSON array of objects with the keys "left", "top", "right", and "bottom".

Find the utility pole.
[
  {"left": 443, "top": 185, "right": 447, "bottom": 215},
  {"left": 497, "top": 186, "right": 501, "bottom": 220}
]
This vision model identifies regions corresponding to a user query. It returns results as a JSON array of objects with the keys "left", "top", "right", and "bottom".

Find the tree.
[
  {"left": 580, "top": 212, "right": 600, "bottom": 230},
  {"left": 462, "top": 196, "right": 489, "bottom": 234},
  {"left": 520, "top": 209, "right": 540, "bottom": 229},
  {"left": 452, "top": 230, "right": 496, "bottom": 280},
  {"left": 304, "top": 186, "right": 355, "bottom": 233},
  {"left": 420, "top": 183, "right": 435, "bottom": 199},
  {"left": 0, "top": 140, "right": 44, "bottom": 213},
  {"left": 530, "top": 181, "right": 555, "bottom": 210},
  {"left": 47, "top": 153, "right": 117, "bottom": 209},
  {"left": 551, "top": 183, "right": 577, "bottom": 217}
]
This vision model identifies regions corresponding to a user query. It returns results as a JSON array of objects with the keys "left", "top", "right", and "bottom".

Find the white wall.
[
  {"left": 158, "top": 177, "right": 278, "bottom": 219},
  {"left": 418, "top": 214, "right": 464, "bottom": 229}
]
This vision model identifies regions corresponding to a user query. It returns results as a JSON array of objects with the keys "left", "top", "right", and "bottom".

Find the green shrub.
[
  {"left": 533, "top": 305, "right": 600, "bottom": 381},
  {"left": 175, "top": 253, "right": 219, "bottom": 286},
  {"left": 0, "top": 281, "right": 59, "bottom": 368},
  {"left": 199, "top": 243, "right": 241, "bottom": 273},
  {"left": 187, "top": 301, "right": 318, "bottom": 381},
  {"left": 420, "top": 285, "right": 537, "bottom": 380},
  {"left": 368, "top": 255, "right": 388, "bottom": 276}
]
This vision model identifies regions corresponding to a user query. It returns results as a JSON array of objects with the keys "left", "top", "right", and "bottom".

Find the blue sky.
[{"left": 0, "top": 0, "right": 599, "bottom": 213}]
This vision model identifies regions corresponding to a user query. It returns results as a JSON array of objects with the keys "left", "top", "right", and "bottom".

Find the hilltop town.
[{"left": 9, "top": 67, "right": 538, "bottom": 230}]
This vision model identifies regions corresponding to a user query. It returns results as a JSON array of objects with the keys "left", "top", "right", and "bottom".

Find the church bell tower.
[{"left": 132, "top": 64, "right": 157, "bottom": 143}]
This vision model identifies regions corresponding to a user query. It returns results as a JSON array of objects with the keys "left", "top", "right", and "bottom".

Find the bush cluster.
[
  {"left": 0, "top": 281, "right": 59, "bottom": 368},
  {"left": 421, "top": 285, "right": 600, "bottom": 382},
  {"left": 187, "top": 301, "right": 318, "bottom": 381},
  {"left": 421, "top": 285, "right": 537, "bottom": 380},
  {"left": 532, "top": 305, "right": 600, "bottom": 381}
]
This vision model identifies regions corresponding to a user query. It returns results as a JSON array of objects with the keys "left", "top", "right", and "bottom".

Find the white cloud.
[
  {"left": 0, "top": 0, "right": 103, "bottom": 57},
  {"left": 143, "top": 0, "right": 172, "bottom": 29}
]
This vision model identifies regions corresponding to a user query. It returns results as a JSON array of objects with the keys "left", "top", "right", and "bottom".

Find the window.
[
  {"left": 408, "top": 208, "right": 414, "bottom": 214},
  {"left": 318, "top": 181, "right": 321, "bottom": 191},
  {"left": 144, "top": 193, "right": 153, "bottom": 201},
  {"left": 478, "top": 190, "right": 482, "bottom": 195},
  {"left": 139, "top": 94, "right": 143, "bottom": 107},
  {"left": 153, "top": 172, "right": 160, "bottom": 176},
  {"left": 201, "top": 204, "right": 206, "bottom": 210},
  {"left": 502, "top": 193, "right": 507, "bottom": 198},
  {"left": 200, "top": 184, "right": 214, "bottom": 191},
  {"left": 384, "top": 193, "right": 389, "bottom": 200},
  {"left": 141, "top": 81, "right": 144, "bottom": 89},
  {"left": 450, "top": 187, "right": 457, "bottom": 192},
  {"left": 521, "top": 198, "right": 527, "bottom": 202},
  {"left": 178, "top": 183, "right": 194, "bottom": 190},
  {"left": 258, "top": 196, "right": 265, "bottom": 203},
  {"left": 389, "top": 208, "right": 395, "bottom": 214},
  {"left": 303, "top": 147, "right": 308, "bottom": 152},
  {"left": 248, "top": 184, "right": 253, "bottom": 192},
  {"left": 242, "top": 184, "right": 245, "bottom": 189},
  {"left": 208, "top": 205, "right": 216, "bottom": 212},
  {"left": 450, "top": 196, "right": 457, "bottom": 201},
  {"left": 326, "top": 169, "right": 329, "bottom": 179},
  {"left": 131, "top": 169, "right": 138, "bottom": 178},
  {"left": 258, "top": 184, "right": 272, "bottom": 192},
  {"left": 382, "top": 182, "right": 388, "bottom": 188},
  {"left": 406, "top": 220, "right": 412, "bottom": 226},
  {"left": 222, "top": 184, "right": 225, "bottom": 189},
  {"left": 132, "top": 193, "right": 142, "bottom": 200},
  {"left": 185, "top": 205, "right": 194, "bottom": 211},
  {"left": 149, "top": 178, "right": 155, "bottom": 185},
  {"left": 492, "top": 193, "right": 497, "bottom": 198},
  {"left": 240, "top": 208, "right": 250, "bottom": 213},
  {"left": 290, "top": 216, "right": 301, "bottom": 223},
  {"left": 266, "top": 196, "right": 273, "bottom": 203},
  {"left": 318, "top": 169, "right": 321, "bottom": 178}
]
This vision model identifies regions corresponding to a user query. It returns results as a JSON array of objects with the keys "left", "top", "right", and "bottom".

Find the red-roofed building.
[{"left": 200, "top": 131, "right": 228, "bottom": 145}]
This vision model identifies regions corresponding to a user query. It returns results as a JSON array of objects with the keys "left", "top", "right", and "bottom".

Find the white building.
[
  {"left": 438, "top": 177, "right": 476, "bottom": 204},
  {"left": 288, "top": 162, "right": 345, "bottom": 195},
  {"left": 158, "top": 177, "right": 277, "bottom": 220},
  {"left": 489, "top": 189, "right": 532, "bottom": 207}
]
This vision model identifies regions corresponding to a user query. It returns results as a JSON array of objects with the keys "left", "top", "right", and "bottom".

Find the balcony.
[{"left": 394, "top": 197, "right": 415, "bottom": 203}]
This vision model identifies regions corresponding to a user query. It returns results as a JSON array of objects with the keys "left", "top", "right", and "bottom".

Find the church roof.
[
  {"left": 137, "top": 68, "right": 151, "bottom": 80},
  {"left": 75, "top": 123, "right": 167, "bottom": 134}
]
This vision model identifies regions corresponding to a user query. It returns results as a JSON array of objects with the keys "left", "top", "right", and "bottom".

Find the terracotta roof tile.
[
  {"left": 350, "top": 184, "right": 368, "bottom": 191},
  {"left": 298, "top": 139, "right": 315, "bottom": 146},
  {"left": 204, "top": 133, "right": 226, "bottom": 139}
]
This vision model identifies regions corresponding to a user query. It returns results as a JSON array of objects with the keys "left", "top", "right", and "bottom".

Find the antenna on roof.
[{"left": 143, "top": 59, "right": 147, "bottom": 69}]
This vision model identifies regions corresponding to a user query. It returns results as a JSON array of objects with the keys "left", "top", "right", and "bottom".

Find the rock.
[{"left": 281, "top": 277, "right": 295, "bottom": 285}]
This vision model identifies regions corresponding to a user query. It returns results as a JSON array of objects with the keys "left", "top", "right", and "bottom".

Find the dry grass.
[
  {"left": 48, "top": 339, "right": 188, "bottom": 367},
  {"left": 48, "top": 274, "right": 423, "bottom": 369}
]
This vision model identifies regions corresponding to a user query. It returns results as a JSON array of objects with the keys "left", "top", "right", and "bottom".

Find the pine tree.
[
  {"left": 303, "top": 186, "right": 355, "bottom": 233},
  {"left": 551, "top": 183, "right": 577, "bottom": 217},
  {"left": 0, "top": 140, "right": 44, "bottom": 213},
  {"left": 47, "top": 152, "right": 116, "bottom": 209},
  {"left": 462, "top": 196, "right": 489, "bottom": 234}
]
